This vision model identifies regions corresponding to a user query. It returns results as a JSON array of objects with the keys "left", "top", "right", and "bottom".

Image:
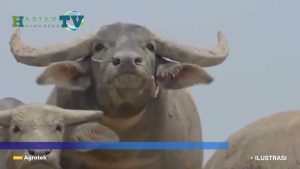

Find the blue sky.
[{"left": 1, "top": 0, "right": 300, "bottom": 162}]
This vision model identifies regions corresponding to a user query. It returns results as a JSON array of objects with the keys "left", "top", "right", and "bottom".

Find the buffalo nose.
[
  {"left": 112, "top": 52, "right": 143, "bottom": 66},
  {"left": 112, "top": 57, "right": 121, "bottom": 66},
  {"left": 27, "top": 149, "right": 52, "bottom": 156}
]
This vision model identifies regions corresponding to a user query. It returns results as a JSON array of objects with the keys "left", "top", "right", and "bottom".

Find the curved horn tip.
[
  {"left": 10, "top": 28, "right": 21, "bottom": 45},
  {"left": 13, "top": 28, "right": 21, "bottom": 36},
  {"left": 217, "top": 31, "right": 229, "bottom": 55},
  {"left": 217, "top": 31, "right": 226, "bottom": 43}
]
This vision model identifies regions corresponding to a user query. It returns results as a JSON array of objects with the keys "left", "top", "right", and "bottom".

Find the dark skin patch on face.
[{"left": 118, "top": 102, "right": 141, "bottom": 118}]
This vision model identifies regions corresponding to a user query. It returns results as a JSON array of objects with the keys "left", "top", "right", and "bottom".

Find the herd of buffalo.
[{"left": 1, "top": 22, "right": 298, "bottom": 169}]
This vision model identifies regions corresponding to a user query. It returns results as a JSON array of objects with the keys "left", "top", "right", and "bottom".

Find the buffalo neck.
[{"left": 99, "top": 90, "right": 166, "bottom": 140}]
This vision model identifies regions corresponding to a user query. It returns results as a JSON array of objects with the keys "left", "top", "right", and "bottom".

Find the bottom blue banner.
[{"left": 0, "top": 142, "right": 229, "bottom": 150}]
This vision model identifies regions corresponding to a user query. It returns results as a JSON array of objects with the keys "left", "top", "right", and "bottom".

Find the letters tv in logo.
[
  {"left": 59, "top": 10, "right": 84, "bottom": 31},
  {"left": 12, "top": 11, "right": 84, "bottom": 31}
]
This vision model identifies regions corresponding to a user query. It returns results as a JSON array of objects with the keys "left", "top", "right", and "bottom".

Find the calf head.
[
  {"left": 10, "top": 22, "right": 229, "bottom": 118},
  {"left": 0, "top": 104, "right": 118, "bottom": 169}
]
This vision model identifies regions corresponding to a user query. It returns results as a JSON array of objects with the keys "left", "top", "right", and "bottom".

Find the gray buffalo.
[
  {"left": 0, "top": 103, "right": 118, "bottom": 169},
  {"left": 205, "top": 111, "right": 300, "bottom": 169},
  {"left": 10, "top": 22, "right": 229, "bottom": 169}
]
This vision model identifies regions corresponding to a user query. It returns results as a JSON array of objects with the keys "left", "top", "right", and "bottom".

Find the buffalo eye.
[
  {"left": 13, "top": 125, "right": 21, "bottom": 134},
  {"left": 94, "top": 43, "right": 105, "bottom": 52},
  {"left": 55, "top": 124, "right": 63, "bottom": 132},
  {"left": 145, "top": 43, "right": 155, "bottom": 52}
]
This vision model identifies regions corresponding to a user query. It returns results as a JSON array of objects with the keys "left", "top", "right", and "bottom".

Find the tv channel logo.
[{"left": 12, "top": 10, "right": 84, "bottom": 31}]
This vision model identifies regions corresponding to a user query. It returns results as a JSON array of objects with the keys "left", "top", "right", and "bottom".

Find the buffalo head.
[{"left": 10, "top": 23, "right": 229, "bottom": 118}]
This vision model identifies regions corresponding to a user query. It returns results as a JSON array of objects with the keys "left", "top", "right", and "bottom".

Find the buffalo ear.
[
  {"left": 36, "top": 61, "right": 91, "bottom": 90},
  {"left": 156, "top": 63, "right": 213, "bottom": 89},
  {"left": 67, "top": 122, "right": 119, "bottom": 152}
]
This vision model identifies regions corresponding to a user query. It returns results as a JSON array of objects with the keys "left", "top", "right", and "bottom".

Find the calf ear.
[
  {"left": 156, "top": 63, "right": 213, "bottom": 89},
  {"left": 68, "top": 122, "right": 119, "bottom": 152},
  {"left": 36, "top": 61, "right": 91, "bottom": 90}
]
